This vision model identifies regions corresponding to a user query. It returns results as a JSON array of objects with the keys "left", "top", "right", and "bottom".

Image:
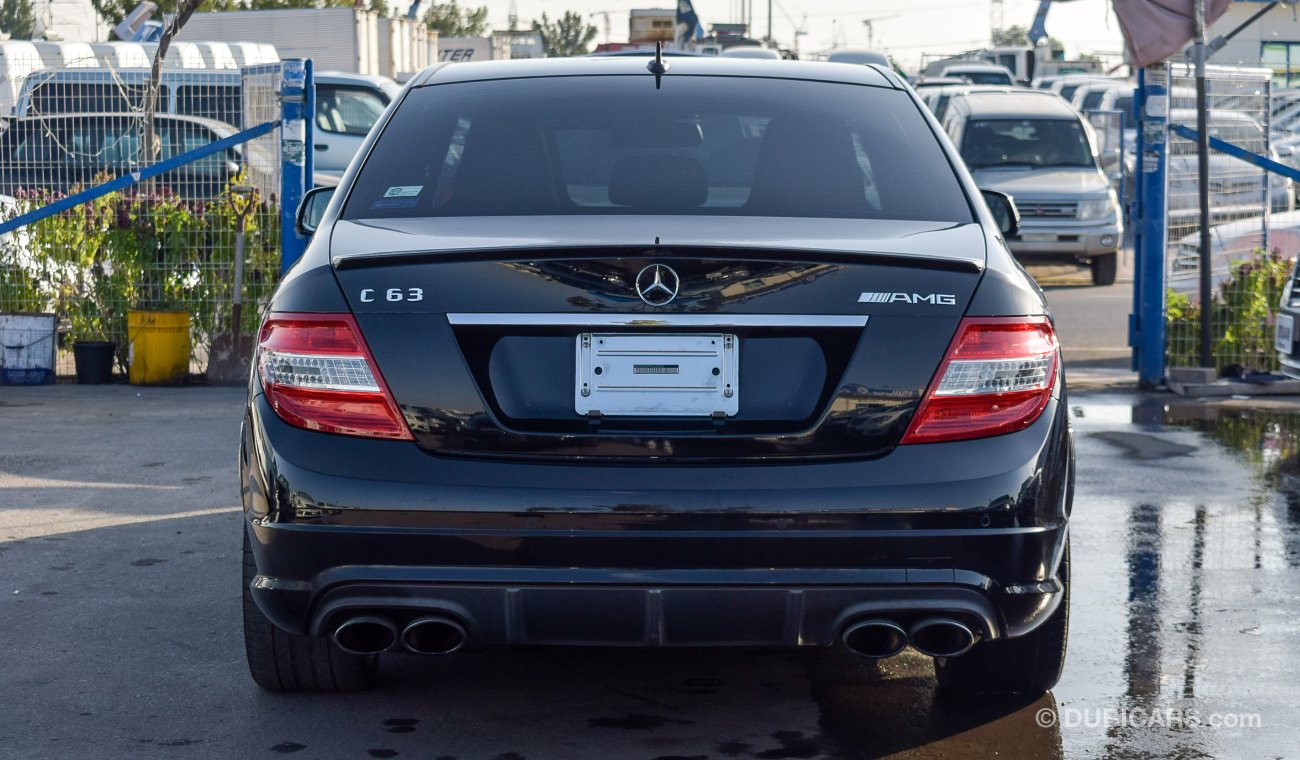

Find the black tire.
[
  {"left": 1090, "top": 253, "right": 1118, "bottom": 286},
  {"left": 936, "top": 540, "right": 1069, "bottom": 696},
  {"left": 242, "top": 529, "right": 375, "bottom": 691}
]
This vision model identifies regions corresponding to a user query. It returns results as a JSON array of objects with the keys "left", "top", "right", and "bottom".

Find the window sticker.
[{"left": 383, "top": 185, "right": 423, "bottom": 198}]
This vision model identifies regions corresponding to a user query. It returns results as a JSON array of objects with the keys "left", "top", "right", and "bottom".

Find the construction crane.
[
  {"left": 861, "top": 15, "right": 898, "bottom": 50},
  {"left": 589, "top": 11, "right": 613, "bottom": 45},
  {"left": 772, "top": 0, "right": 807, "bottom": 57}
]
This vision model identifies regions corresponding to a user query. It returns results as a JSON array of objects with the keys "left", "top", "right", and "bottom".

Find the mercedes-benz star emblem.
[{"left": 635, "top": 264, "right": 680, "bottom": 306}]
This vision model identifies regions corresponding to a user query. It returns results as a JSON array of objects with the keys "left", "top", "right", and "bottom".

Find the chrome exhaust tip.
[
  {"left": 332, "top": 615, "right": 399, "bottom": 656},
  {"left": 841, "top": 619, "right": 909, "bottom": 659},
  {"left": 908, "top": 618, "right": 977, "bottom": 658},
  {"left": 401, "top": 616, "right": 468, "bottom": 656}
]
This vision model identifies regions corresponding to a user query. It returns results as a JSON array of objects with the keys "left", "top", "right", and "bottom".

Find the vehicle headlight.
[{"left": 1077, "top": 194, "right": 1117, "bottom": 221}]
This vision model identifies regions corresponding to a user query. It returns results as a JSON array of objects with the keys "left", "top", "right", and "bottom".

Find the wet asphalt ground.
[{"left": 3, "top": 385, "right": 1300, "bottom": 759}]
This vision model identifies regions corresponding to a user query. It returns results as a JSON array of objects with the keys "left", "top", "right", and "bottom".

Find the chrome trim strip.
[{"left": 445, "top": 313, "right": 870, "bottom": 328}]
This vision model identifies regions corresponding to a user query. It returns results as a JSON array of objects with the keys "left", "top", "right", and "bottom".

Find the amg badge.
[{"left": 858, "top": 292, "right": 957, "bottom": 305}]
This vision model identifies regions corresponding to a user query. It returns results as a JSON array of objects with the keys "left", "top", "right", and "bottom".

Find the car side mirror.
[
  {"left": 980, "top": 189, "right": 1020, "bottom": 238},
  {"left": 296, "top": 186, "right": 335, "bottom": 237}
]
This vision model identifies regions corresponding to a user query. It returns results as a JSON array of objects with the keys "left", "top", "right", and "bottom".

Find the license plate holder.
[
  {"left": 1276, "top": 313, "right": 1295, "bottom": 354},
  {"left": 575, "top": 333, "right": 739, "bottom": 417}
]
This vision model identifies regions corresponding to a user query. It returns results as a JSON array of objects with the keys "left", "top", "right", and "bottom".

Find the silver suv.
[{"left": 942, "top": 90, "right": 1122, "bottom": 285}]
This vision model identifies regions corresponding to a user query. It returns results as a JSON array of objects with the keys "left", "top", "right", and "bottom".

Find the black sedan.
[{"left": 241, "top": 54, "right": 1073, "bottom": 696}]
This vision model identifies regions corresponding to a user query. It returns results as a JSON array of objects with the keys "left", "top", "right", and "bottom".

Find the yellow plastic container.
[{"left": 127, "top": 310, "right": 191, "bottom": 385}]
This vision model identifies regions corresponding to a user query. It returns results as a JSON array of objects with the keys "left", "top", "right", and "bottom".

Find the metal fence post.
[
  {"left": 279, "top": 58, "right": 314, "bottom": 274},
  {"left": 1132, "top": 66, "right": 1169, "bottom": 387}
]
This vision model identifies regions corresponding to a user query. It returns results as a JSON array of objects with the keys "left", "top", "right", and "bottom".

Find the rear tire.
[
  {"left": 935, "top": 540, "right": 1069, "bottom": 696},
  {"left": 242, "top": 528, "right": 375, "bottom": 691},
  {"left": 1090, "top": 253, "right": 1118, "bottom": 286}
]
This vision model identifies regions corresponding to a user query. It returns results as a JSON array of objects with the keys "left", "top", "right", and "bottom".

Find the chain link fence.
[
  {"left": 1162, "top": 64, "right": 1290, "bottom": 372},
  {"left": 0, "top": 56, "right": 283, "bottom": 379}
]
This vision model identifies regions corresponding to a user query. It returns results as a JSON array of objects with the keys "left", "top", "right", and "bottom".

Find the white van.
[
  {"left": 194, "top": 42, "right": 239, "bottom": 70},
  {"left": 0, "top": 41, "right": 44, "bottom": 115},
  {"left": 32, "top": 42, "right": 100, "bottom": 70},
  {"left": 89, "top": 42, "right": 152, "bottom": 69},
  {"left": 139, "top": 41, "right": 208, "bottom": 69}
]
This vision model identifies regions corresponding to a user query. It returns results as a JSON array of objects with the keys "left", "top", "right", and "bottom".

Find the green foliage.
[
  {"left": 2, "top": 179, "right": 280, "bottom": 373},
  {"left": 989, "top": 25, "right": 1064, "bottom": 56},
  {"left": 532, "top": 10, "right": 598, "bottom": 58},
  {"left": 1166, "top": 248, "right": 1292, "bottom": 372},
  {"left": 425, "top": 0, "right": 489, "bottom": 37},
  {"left": 0, "top": 0, "right": 35, "bottom": 39},
  {"left": 91, "top": 0, "right": 352, "bottom": 25}
]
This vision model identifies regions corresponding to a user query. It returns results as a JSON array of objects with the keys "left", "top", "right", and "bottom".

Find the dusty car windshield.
[
  {"left": 961, "top": 118, "right": 1094, "bottom": 169},
  {"left": 343, "top": 75, "right": 972, "bottom": 222}
]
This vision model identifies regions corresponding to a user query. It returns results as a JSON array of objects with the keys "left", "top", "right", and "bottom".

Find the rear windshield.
[
  {"left": 343, "top": 76, "right": 972, "bottom": 222},
  {"left": 1115, "top": 95, "right": 1135, "bottom": 129},
  {"left": 1081, "top": 89, "right": 1107, "bottom": 111},
  {"left": 961, "top": 118, "right": 1094, "bottom": 169},
  {"left": 963, "top": 72, "right": 1012, "bottom": 85}
]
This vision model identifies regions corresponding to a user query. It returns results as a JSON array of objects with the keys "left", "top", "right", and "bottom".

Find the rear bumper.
[{"left": 242, "top": 393, "right": 1072, "bottom": 647}]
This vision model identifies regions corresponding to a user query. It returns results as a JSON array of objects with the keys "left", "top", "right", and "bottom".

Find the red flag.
[{"left": 1113, "top": 0, "right": 1234, "bottom": 68}]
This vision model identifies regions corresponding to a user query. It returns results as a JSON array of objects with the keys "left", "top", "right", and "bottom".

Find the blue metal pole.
[
  {"left": 279, "top": 59, "right": 312, "bottom": 274},
  {"left": 1131, "top": 66, "right": 1170, "bottom": 387}
]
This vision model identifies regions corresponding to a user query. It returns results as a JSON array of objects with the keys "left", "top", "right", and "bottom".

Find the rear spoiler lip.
[{"left": 331, "top": 243, "right": 985, "bottom": 275}]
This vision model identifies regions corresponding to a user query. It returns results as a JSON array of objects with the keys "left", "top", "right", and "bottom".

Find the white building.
[
  {"left": 1204, "top": 1, "right": 1300, "bottom": 86},
  {"left": 31, "top": 0, "right": 106, "bottom": 42}
]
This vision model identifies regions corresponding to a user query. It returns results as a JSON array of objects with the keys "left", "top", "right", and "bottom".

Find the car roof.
[
  {"left": 942, "top": 63, "right": 1008, "bottom": 72},
  {"left": 952, "top": 91, "right": 1078, "bottom": 119},
  {"left": 412, "top": 55, "right": 898, "bottom": 90}
]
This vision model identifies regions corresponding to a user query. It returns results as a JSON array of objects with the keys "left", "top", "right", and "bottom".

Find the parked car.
[
  {"left": 938, "top": 63, "right": 1015, "bottom": 86},
  {"left": 0, "top": 113, "right": 246, "bottom": 199},
  {"left": 1166, "top": 109, "right": 1294, "bottom": 221},
  {"left": 13, "top": 68, "right": 399, "bottom": 176},
  {"left": 943, "top": 90, "right": 1122, "bottom": 285},
  {"left": 913, "top": 76, "right": 970, "bottom": 89},
  {"left": 825, "top": 48, "right": 890, "bottom": 67},
  {"left": 312, "top": 72, "right": 402, "bottom": 173},
  {"left": 1048, "top": 74, "right": 1115, "bottom": 104},
  {"left": 1170, "top": 209, "right": 1300, "bottom": 297},
  {"left": 1277, "top": 255, "right": 1300, "bottom": 376},
  {"left": 242, "top": 56, "right": 1073, "bottom": 696},
  {"left": 1070, "top": 81, "right": 1128, "bottom": 113},
  {"left": 720, "top": 46, "right": 781, "bottom": 59},
  {"left": 922, "top": 84, "right": 1017, "bottom": 123}
]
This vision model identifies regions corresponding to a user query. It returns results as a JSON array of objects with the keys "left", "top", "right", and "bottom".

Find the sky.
[{"left": 487, "top": 0, "right": 1126, "bottom": 70}]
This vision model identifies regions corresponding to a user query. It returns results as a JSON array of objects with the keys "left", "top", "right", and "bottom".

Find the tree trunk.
[{"left": 140, "top": 0, "right": 202, "bottom": 177}]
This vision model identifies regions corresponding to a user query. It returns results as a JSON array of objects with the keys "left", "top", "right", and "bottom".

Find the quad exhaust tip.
[
  {"left": 908, "top": 618, "right": 977, "bottom": 658},
  {"left": 841, "top": 619, "right": 909, "bottom": 659},
  {"left": 332, "top": 615, "right": 399, "bottom": 656},
  {"left": 401, "top": 616, "right": 468, "bottom": 656}
]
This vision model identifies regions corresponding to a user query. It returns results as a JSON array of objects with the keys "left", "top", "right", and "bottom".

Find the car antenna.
[{"left": 647, "top": 41, "right": 669, "bottom": 89}]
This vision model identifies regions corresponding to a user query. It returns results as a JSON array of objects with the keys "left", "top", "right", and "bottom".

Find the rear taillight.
[
  {"left": 902, "top": 316, "right": 1058, "bottom": 444},
  {"left": 256, "top": 313, "right": 412, "bottom": 441}
]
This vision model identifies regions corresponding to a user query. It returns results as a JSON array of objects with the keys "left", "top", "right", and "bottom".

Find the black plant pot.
[{"left": 73, "top": 341, "right": 116, "bottom": 384}]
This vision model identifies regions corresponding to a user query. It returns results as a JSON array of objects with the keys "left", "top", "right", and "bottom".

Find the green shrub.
[
  {"left": 1, "top": 178, "right": 280, "bottom": 374},
  {"left": 1166, "top": 248, "right": 1291, "bottom": 372}
]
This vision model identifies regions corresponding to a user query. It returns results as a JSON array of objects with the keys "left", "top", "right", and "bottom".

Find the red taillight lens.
[
  {"left": 901, "top": 317, "right": 1058, "bottom": 444},
  {"left": 256, "top": 313, "right": 412, "bottom": 440}
]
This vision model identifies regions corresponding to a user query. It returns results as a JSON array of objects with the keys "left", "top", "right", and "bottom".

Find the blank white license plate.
[
  {"left": 1020, "top": 233, "right": 1058, "bottom": 243},
  {"left": 575, "top": 333, "right": 739, "bottom": 417},
  {"left": 1276, "top": 313, "right": 1295, "bottom": 354}
]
